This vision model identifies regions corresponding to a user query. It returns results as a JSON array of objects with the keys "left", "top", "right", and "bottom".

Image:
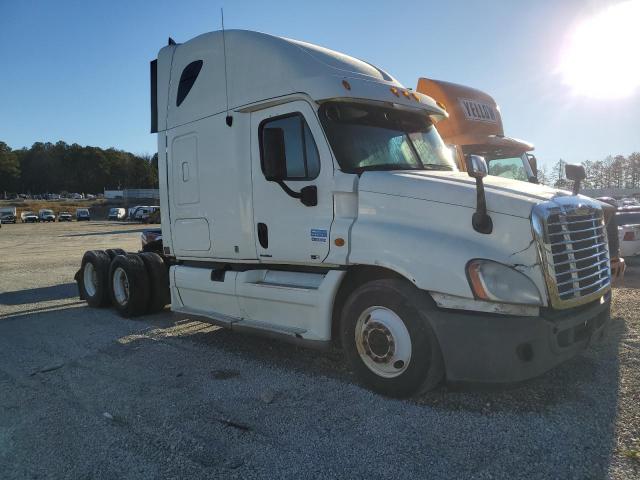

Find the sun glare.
[{"left": 559, "top": 0, "right": 640, "bottom": 99}]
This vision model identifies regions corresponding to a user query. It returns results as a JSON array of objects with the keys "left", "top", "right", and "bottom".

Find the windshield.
[
  {"left": 42, "top": 210, "right": 53, "bottom": 215},
  {"left": 319, "top": 101, "right": 457, "bottom": 174},
  {"left": 482, "top": 153, "right": 533, "bottom": 182}
]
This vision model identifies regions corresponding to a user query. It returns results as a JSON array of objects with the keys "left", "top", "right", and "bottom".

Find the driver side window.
[{"left": 260, "top": 114, "right": 320, "bottom": 180}]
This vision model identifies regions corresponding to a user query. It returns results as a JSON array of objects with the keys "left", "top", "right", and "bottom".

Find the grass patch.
[{"left": 623, "top": 449, "right": 640, "bottom": 463}]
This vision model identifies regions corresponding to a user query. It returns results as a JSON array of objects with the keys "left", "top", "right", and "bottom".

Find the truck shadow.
[
  {"left": 61, "top": 228, "right": 148, "bottom": 237},
  {"left": 0, "top": 283, "right": 78, "bottom": 306}
]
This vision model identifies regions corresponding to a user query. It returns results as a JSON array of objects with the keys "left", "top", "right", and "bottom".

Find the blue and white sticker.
[{"left": 310, "top": 228, "right": 328, "bottom": 243}]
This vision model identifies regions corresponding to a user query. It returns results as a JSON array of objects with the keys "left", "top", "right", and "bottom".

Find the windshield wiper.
[
  {"left": 421, "top": 164, "right": 452, "bottom": 171},
  {"left": 353, "top": 164, "right": 421, "bottom": 174}
]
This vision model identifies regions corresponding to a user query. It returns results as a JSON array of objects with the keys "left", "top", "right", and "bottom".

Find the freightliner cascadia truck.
[{"left": 76, "top": 30, "right": 612, "bottom": 397}]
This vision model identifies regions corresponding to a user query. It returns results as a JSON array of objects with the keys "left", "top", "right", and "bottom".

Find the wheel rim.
[
  {"left": 112, "top": 267, "right": 130, "bottom": 306},
  {"left": 83, "top": 262, "right": 98, "bottom": 297},
  {"left": 355, "top": 306, "right": 412, "bottom": 378}
]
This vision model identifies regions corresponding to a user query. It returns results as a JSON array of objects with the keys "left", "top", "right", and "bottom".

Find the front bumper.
[{"left": 428, "top": 293, "right": 611, "bottom": 383}]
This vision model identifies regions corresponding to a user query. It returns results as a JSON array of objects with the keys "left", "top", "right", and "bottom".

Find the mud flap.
[{"left": 74, "top": 269, "right": 86, "bottom": 300}]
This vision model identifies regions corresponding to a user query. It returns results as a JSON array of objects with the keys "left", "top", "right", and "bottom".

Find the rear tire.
[
  {"left": 78, "top": 250, "right": 111, "bottom": 307},
  {"left": 340, "top": 279, "right": 444, "bottom": 398},
  {"left": 139, "top": 252, "right": 170, "bottom": 313},
  {"left": 105, "top": 248, "right": 126, "bottom": 260},
  {"left": 109, "top": 254, "right": 150, "bottom": 317}
]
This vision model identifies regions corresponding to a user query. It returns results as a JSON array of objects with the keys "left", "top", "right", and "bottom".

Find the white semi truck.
[{"left": 76, "top": 30, "right": 611, "bottom": 397}]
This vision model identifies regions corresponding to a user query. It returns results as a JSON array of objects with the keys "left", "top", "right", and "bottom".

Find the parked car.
[
  {"left": 134, "top": 206, "right": 160, "bottom": 223},
  {"left": 618, "top": 198, "right": 640, "bottom": 208},
  {"left": 58, "top": 211, "right": 73, "bottom": 222},
  {"left": 127, "top": 205, "right": 145, "bottom": 220},
  {"left": 107, "top": 207, "right": 126, "bottom": 220},
  {"left": 76, "top": 208, "right": 91, "bottom": 221},
  {"left": 0, "top": 207, "right": 17, "bottom": 224},
  {"left": 617, "top": 211, "right": 640, "bottom": 258},
  {"left": 38, "top": 209, "right": 56, "bottom": 222},
  {"left": 20, "top": 211, "right": 38, "bottom": 223}
]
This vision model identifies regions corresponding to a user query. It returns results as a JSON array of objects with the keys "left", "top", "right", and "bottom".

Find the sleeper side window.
[
  {"left": 260, "top": 114, "right": 320, "bottom": 180},
  {"left": 176, "top": 60, "right": 203, "bottom": 107}
]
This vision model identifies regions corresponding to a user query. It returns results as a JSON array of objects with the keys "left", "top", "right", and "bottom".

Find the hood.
[{"left": 358, "top": 170, "right": 567, "bottom": 218}]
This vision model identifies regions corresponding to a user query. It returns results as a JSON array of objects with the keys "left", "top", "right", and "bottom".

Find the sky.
[{"left": 1, "top": 0, "right": 639, "bottom": 169}]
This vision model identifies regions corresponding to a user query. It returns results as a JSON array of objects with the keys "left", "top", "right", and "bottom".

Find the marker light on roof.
[
  {"left": 402, "top": 90, "right": 410, "bottom": 98},
  {"left": 436, "top": 101, "right": 446, "bottom": 110},
  {"left": 411, "top": 92, "right": 420, "bottom": 102},
  {"left": 390, "top": 87, "right": 399, "bottom": 97}
]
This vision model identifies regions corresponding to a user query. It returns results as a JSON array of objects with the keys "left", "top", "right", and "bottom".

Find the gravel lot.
[{"left": 0, "top": 221, "right": 638, "bottom": 479}]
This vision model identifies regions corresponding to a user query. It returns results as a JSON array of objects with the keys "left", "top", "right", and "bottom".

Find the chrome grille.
[{"left": 532, "top": 197, "right": 611, "bottom": 309}]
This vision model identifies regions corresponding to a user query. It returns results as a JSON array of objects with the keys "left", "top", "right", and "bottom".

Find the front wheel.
[{"left": 340, "top": 279, "right": 444, "bottom": 398}]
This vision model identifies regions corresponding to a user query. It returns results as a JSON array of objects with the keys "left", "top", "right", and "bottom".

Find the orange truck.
[
  {"left": 417, "top": 78, "right": 625, "bottom": 280},
  {"left": 416, "top": 78, "right": 538, "bottom": 182}
]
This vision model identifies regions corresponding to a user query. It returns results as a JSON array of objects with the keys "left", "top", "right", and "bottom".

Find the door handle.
[{"left": 257, "top": 222, "right": 268, "bottom": 249}]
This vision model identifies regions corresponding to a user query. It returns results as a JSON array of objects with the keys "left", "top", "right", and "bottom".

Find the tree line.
[
  {"left": 0, "top": 141, "right": 158, "bottom": 195},
  {"left": 2, "top": 139, "right": 638, "bottom": 195},
  {"left": 538, "top": 153, "right": 640, "bottom": 190}
]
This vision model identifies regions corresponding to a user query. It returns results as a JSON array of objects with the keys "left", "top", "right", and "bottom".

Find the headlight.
[{"left": 466, "top": 259, "right": 542, "bottom": 305}]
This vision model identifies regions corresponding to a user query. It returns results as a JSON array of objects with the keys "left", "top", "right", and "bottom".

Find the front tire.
[
  {"left": 340, "top": 279, "right": 444, "bottom": 398},
  {"left": 109, "top": 254, "right": 150, "bottom": 317}
]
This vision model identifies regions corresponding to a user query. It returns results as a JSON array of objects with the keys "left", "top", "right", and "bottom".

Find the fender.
[{"left": 348, "top": 191, "right": 546, "bottom": 304}]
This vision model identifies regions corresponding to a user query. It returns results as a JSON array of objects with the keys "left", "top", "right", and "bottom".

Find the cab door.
[{"left": 250, "top": 101, "right": 334, "bottom": 264}]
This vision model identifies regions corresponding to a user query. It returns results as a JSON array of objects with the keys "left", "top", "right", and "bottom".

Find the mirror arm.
[
  {"left": 273, "top": 181, "right": 317, "bottom": 207},
  {"left": 572, "top": 179, "right": 581, "bottom": 196},
  {"left": 472, "top": 177, "right": 493, "bottom": 234},
  {"left": 275, "top": 180, "right": 301, "bottom": 199}
]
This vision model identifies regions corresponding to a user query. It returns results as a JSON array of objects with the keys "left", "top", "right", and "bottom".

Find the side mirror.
[
  {"left": 262, "top": 128, "right": 287, "bottom": 180},
  {"left": 565, "top": 163, "right": 586, "bottom": 182},
  {"left": 465, "top": 155, "right": 492, "bottom": 234},
  {"left": 565, "top": 163, "right": 586, "bottom": 195},
  {"left": 465, "top": 154, "right": 488, "bottom": 179},
  {"left": 300, "top": 185, "right": 317, "bottom": 207},
  {"left": 527, "top": 154, "right": 538, "bottom": 177}
]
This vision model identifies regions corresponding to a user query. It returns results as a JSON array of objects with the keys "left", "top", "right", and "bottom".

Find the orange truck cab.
[{"left": 416, "top": 78, "right": 538, "bottom": 183}]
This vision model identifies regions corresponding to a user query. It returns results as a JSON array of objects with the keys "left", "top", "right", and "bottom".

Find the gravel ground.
[{"left": 0, "top": 221, "right": 638, "bottom": 479}]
